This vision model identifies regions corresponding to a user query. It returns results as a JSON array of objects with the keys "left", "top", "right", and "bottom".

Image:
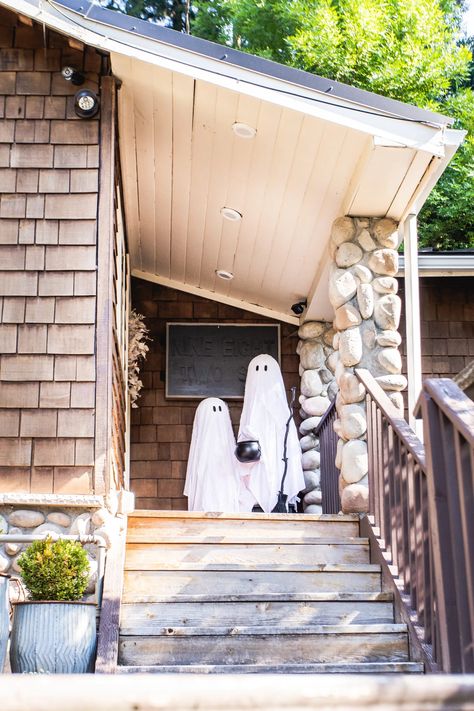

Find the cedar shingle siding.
[
  {"left": 400, "top": 277, "right": 474, "bottom": 380},
  {"left": 0, "top": 8, "right": 103, "bottom": 495}
]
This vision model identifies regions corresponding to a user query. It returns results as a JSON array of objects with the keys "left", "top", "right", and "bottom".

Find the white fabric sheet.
[
  {"left": 184, "top": 397, "right": 242, "bottom": 512},
  {"left": 237, "top": 354, "right": 305, "bottom": 513}
]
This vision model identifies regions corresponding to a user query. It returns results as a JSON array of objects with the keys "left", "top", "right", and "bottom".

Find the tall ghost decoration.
[
  {"left": 184, "top": 397, "right": 241, "bottom": 512},
  {"left": 238, "top": 354, "right": 305, "bottom": 512}
]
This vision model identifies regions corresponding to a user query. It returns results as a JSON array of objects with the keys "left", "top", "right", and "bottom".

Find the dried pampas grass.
[{"left": 128, "top": 310, "right": 151, "bottom": 407}]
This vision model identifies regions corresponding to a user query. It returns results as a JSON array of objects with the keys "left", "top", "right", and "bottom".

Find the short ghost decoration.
[
  {"left": 237, "top": 354, "right": 305, "bottom": 512},
  {"left": 184, "top": 397, "right": 242, "bottom": 512}
]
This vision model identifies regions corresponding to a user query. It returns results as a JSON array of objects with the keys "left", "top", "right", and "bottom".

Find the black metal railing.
[{"left": 314, "top": 398, "right": 340, "bottom": 514}]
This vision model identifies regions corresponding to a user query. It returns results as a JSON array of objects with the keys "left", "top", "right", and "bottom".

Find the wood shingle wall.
[
  {"left": 130, "top": 278, "right": 300, "bottom": 510},
  {"left": 0, "top": 9, "right": 105, "bottom": 495},
  {"left": 400, "top": 277, "right": 474, "bottom": 380}
]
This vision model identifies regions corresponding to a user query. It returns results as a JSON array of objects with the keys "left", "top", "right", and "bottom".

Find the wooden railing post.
[
  {"left": 345, "top": 370, "right": 474, "bottom": 673},
  {"left": 356, "top": 368, "right": 435, "bottom": 670},
  {"left": 418, "top": 380, "right": 474, "bottom": 673}
]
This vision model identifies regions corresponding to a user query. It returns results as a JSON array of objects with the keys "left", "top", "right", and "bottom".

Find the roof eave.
[{"left": 14, "top": 0, "right": 454, "bottom": 128}]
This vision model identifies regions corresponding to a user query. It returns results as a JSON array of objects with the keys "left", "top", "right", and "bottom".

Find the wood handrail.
[
  {"left": 416, "top": 379, "right": 474, "bottom": 673},
  {"left": 356, "top": 369, "right": 426, "bottom": 468},
  {"left": 313, "top": 397, "right": 336, "bottom": 436},
  {"left": 417, "top": 378, "right": 474, "bottom": 447},
  {"left": 356, "top": 367, "right": 474, "bottom": 673}
]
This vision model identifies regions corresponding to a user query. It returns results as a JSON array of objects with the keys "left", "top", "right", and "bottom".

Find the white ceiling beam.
[
  {"left": 304, "top": 259, "right": 334, "bottom": 323},
  {"left": 132, "top": 269, "right": 300, "bottom": 325}
]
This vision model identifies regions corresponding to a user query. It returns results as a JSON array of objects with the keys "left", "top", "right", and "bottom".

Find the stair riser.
[
  {"left": 127, "top": 521, "right": 359, "bottom": 544},
  {"left": 118, "top": 662, "right": 424, "bottom": 674},
  {"left": 118, "top": 632, "right": 409, "bottom": 666},
  {"left": 123, "top": 570, "right": 381, "bottom": 602},
  {"left": 120, "top": 600, "right": 394, "bottom": 630},
  {"left": 125, "top": 543, "right": 369, "bottom": 568}
]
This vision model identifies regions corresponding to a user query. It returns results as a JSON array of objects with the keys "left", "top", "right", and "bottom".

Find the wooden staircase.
[{"left": 117, "top": 511, "right": 423, "bottom": 674}]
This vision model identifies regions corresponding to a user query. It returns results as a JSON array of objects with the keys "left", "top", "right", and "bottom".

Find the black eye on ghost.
[{"left": 256, "top": 364, "right": 268, "bottom": 372}]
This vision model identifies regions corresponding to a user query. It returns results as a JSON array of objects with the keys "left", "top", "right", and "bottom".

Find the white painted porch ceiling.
[{"left": 113, "top": 55, "right": 432, "bottom": 322}]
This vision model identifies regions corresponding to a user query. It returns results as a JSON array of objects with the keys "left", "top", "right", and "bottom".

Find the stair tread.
[
  {"left": 117, "top": 661, "right": 423, "bottom": 674},
  {"left": 124, "top": 562, "right": 379, "bottom": 572},
  {"left": 120, "top": 623, "right": 407, "bottom": 637},
  {"left": 128, "top": 536, "right": 362, "bottom": 545},
  {"left": 120, "top": 591, "right": 393, "bottom": 603},
  {"left": 130, "top": 511, "right": 359, "bottom": 522},
  {"left": 126, "top": 538, "right": 369, "bottom": 545}
]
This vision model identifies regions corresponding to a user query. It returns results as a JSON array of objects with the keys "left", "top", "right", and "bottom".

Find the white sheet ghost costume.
[
  {"left": 184, "top": 397, "right": 242, "bottom": 512},
  {"left": 237, "top": 354, "right": 305, "bottom": 513}
]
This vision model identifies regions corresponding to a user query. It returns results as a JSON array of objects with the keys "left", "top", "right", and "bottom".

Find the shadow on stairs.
[{"left": 115, "top": 511, "right": 423, "bottom": 675}]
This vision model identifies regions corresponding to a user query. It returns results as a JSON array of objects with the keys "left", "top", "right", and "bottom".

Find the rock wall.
[
  {"left": 297, "top": 321, "right": 336, "bottom": 514},
  {"left": 0, "top": 496, "right": 123, "bottom": 589},
  {"left": 329, "top": 216, "right": 405, "bottom": 513}
]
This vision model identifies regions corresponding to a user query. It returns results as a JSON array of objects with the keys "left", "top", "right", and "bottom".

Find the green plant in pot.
[{"left": 10, "top": 536, "right": 97, "bottom": 673}]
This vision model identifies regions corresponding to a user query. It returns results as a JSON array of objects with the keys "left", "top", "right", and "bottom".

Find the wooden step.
[
  {"left": 118, "top": 624, "right": 409, "bottom": 666},
  {"left": 127, "top": 514, "right": 359, "bottom": 543},
  {"left": 117, "top": 661, "right": 424, "bottom": 674},
  {"left": 122, "top": 566, "right": 382, "bottom": 602},
  {"left": 121, "top": 591, "right": 392, "bottom": 603},
  {"left": 125, "top": 540, "right": 369, "bottom": 569},
  {"left": 120, "top": 596, "right": 394, "bottom": 632},
  {"left": 129, "top": 511, "right": 360, "bottom": 522}
]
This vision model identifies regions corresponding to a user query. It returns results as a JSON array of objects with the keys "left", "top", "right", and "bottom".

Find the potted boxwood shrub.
[{"left": 10, "top": 536, "right": 97, "bottom": 673}]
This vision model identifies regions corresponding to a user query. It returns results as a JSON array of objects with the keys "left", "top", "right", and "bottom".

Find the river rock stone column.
[
  {"left": 329, "top": 216, "right": 406, "bottom": 514},
  {"left": 297, "top": 321, "right": 336, "bottom": 514}
]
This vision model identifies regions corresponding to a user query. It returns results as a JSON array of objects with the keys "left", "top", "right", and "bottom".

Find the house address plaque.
[{"left": 166, "top": 323, "right": 281, "bottom": 399}]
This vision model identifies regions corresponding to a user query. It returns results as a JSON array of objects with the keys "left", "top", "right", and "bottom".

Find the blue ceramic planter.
[{"left": 10, "top": 601, "right": 97, "bottom": 674}]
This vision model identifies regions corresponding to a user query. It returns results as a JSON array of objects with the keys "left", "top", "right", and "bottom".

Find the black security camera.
[
  {"left": 61, "top": 66, "right": 85, "bottom": 86},
  {"left": 291, "top": 300, "right": 307, "bottom": 316}
]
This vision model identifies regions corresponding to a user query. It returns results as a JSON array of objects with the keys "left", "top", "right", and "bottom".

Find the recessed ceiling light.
[
  {"left": 232, "top": 122, "right": 257, "bottom": 139},
  {"left": 220, "top": 207, "right": 242, "bottom": 222},
  {"left": 215, "top": 269, "right": 234, "bottom": 280}
]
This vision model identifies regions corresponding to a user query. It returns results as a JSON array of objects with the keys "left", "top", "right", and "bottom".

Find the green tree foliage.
[
  {"left": 105, "top": 0, "right": 191, "bottom": 31},
  {"left": 104, "top": 0, "right": 474, "bottom": 248},
  {"left": 18, "top": 537, "right": 90, "bottom": 601}
]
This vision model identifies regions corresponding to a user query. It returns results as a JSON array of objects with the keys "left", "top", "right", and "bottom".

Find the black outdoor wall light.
[{"left": 74, "top": 89, "right": 100, "bottom": 119}]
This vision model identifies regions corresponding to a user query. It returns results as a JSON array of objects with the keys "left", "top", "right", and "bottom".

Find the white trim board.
[
  {"left": 132, "top": 269, "right": 300, "bottom": 325},
  {"left": 398, "top": 253, "right": 474, "bottom": 276}
]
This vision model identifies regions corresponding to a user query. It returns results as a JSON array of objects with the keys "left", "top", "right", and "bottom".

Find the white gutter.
[
  {"left": 398, "top": 253, "right": 474, "bottom": 276},
  {"left": 2, "top": 0, "right": 456, "bottom": 158}
]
